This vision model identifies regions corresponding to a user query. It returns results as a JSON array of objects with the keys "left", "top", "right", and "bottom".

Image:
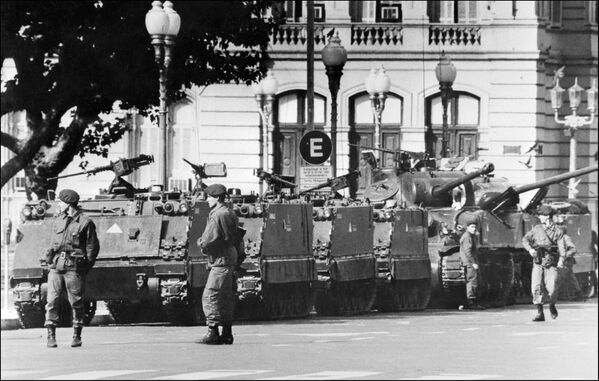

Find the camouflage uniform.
[
  {"left": 44, "top": 209, "right": 99, "bottom": 328},
  {"left": 460, "top": 230, "right": 480, "bottom": 302},
  {"left": 200, "top": 203, "right": 238, "bottom": 328},
  {"left": 522, "top": 222, "right": 576, "bottom": 305}
]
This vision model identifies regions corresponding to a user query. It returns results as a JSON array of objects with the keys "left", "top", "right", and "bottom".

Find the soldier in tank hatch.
[
  {"left": 522, "top": 204, "right": 576, "bottom": 322},
  {"left": 42, "top": 189, "right": 99, "bottom": 348},
  {"left": 459, "top": 215, "right": 485, "bottom": 310},
  {"left": 196, "top": 184, "right": 239, "bottom": 345}
]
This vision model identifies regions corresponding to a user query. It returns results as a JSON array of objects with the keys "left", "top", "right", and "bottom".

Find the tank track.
[
  {"left": 439, "top": 251, "right": 515, "bottom": 308},
  {"left": 374, "top": 278, "right": 432, "bottom": 312},
  {"left": 508, "top": 251, "right": 533, "bottom": 304},
  {"left": 315, "top": 279, "right": 377, "bottom": 316},
  {"left": 261, "top": 282, "right": 313, "bottom": 319},
  {"left": 15, "top": 301, "right": 45, "bottom": 329}
]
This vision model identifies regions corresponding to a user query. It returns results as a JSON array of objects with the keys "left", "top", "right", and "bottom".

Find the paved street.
[{"left": 1, "top": 301, "right": 597, "bottom": 380}]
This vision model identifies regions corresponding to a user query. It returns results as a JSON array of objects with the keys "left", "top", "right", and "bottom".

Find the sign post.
[{"left": 299, "top": 130, "right": 333, "bottom": 191}]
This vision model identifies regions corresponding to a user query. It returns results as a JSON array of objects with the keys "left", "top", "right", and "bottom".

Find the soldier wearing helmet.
[
  {"left": 522, "top": 204, "right": 576, "bottom": 322},
  {"left": 196, "top": 184, "right": 238, "bottom": 345},
  {"left": 42, "top": 189, "right": 99, "bottom": 348},
  {"left": 459, "top": 215, "right": 485, "bottom": 310}
]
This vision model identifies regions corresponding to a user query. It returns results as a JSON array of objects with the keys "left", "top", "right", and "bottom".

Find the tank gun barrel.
[
  {"left": 479, "top": 164, "right": 598, "bottom": 213},
  {"left": 299, "top": 170, "right": 360, "bottom": 195},
  {"left": 48, "top": 155, "right": 154, "bottom": 180},
  {"left": 431, "top": 162, "right": 495, "bottom": 198},
  {"left": 514, "top": 164, "right": 598, "bottom": 193}
]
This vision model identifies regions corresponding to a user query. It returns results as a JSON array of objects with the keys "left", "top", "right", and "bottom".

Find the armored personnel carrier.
[
  {"left": 300, "top": 170, "right": 378, "bottom": 315},
  {"left": 231, "top": 169, "right": 315, "bottom": 320},
  {"left": 10, "top": 155, "right": 228, "bottom": 327}
]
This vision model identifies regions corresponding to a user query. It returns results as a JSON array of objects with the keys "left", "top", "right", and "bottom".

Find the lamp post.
[
  {"left": 252, "top": 70, "right": 279, "bottom": 192},
  {"left": 549, "top": 70, "right": 596, "bottom": 199},
  {"left": 364, "top": 67, "right": 391, "bottom": 163},
  {"left": 321, "top": 32, "right": 347, "bottom": 177},
  {"left": 145, "top": 0, "right": 180, "bottom": 188},
  {"left": 435, "top": 52, "right": 457, "bottom": 158}
]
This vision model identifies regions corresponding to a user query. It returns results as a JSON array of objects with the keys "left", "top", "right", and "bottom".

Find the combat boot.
[
  {"left": 221, "top": 324, "right": 234, "bottom": 345},
  {"left": 532, "top": 304, "right": 545, "bottom": 322},
  {"left": 46, "top": 325, "right": 57, "bottom": 348},
  {"left": 549, "top": 303, "right": 558, "bottom": 320},
  {"left": 195, "top": 326, "right": 222, "bottom": 345},
  {"left": 467, "top": 299, "right": 486, "bottom": 310},
  {"left": 71, "top": 326, "right": 82, "bottom": 347}
]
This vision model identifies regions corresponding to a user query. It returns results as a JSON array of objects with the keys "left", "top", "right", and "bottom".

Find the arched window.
[
  {"left": 349, "top": 92, "right": 403, "bottom": 190},
  {"left": 273, "top": 90, "right": 326, "bottom": 182},
  {"left": 425, "top": 91, "right": 480, "bottom": 158}
]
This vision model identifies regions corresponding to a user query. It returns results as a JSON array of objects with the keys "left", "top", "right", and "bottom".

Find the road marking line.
[
  {"left": 40, "top": 370, "right": 153, "bottom": 380},
  {"left": 512, "top": 331, "right": 565, "bottom": 336},
  {"left": 272, "top": 344, "right": 292, "bottom": 347},
  {"left": 285, "top": 331, "right": 388, "bottom": 337},
  {"left": 491, "top": 325, "right": 505, "bottom": 327},
  {"left": 262, "top": 371, "right": 381, "bottom": 380},
  {"left": 350, "top": 337, "right": 374, "bottom": 341},
  {"left": 401, "top": 373, "right": 501, "bottom": 380},
  {"left": 536, "top": 346, "right": 560, "bottom": 350},
  {"left": 462, "top": 328, "right": 480, "bottom": 331},
  {"left": 425, "top": 331, "right": 446, "bottom": 334},
  {"left": 153, "top": 370, "right": 272, "bottom": 380}
]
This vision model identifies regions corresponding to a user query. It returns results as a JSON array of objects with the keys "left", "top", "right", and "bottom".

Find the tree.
[{"left": 1, "top": 0, "right": 284, "bottom": 199}]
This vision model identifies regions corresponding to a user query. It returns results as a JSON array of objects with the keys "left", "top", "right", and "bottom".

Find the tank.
[
  {"left": 469, "top": 164, "right": 598, "bottom": 304},
  {"left": 301, "top": 170, "right": 378, "bottom": 315},
  {"left": 361, "top": 151, "right": 496, "bottom": 310},
  {"left": 230, "top": 169, "right": 315, "bottom": 320}
]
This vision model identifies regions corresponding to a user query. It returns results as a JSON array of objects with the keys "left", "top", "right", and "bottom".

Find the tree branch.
[{"left": 0, "top": 131, "right": 19, "bottom": 153}]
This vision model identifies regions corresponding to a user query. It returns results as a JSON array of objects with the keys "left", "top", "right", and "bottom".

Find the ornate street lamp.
[
  {"left": 145, "top": 0, "right": 180, "bottom": 188},
  {"left": 364, "top": 67, "right": 391, "bottom": 163},
  {"left": 435, "top": 52, "right": 457, "bottom": 158},
  {"left": 321, "top": 32, "right": 347, "bottom": 177},
  {"left": 549, "top": 67, "right": 596, "bottom": 198},
  {"left": 252, "top": 69, "right": 279, "bottom": 192}
]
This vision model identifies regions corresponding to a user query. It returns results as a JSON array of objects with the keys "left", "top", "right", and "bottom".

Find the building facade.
[{"left": 1, "top": 0, "right": 598, "bottom": 237}]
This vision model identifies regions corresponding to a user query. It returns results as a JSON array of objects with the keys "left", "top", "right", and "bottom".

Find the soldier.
[
  {"left": 42, "top": 189, "right": 99, "bottom": 348},
  {"left": 553, "top": 212, "right": 583, "bottom": 301},
  {"left": 459, "top": 216, "right": 485, "bottom": 310},
  {"left": 196, "top": 184, "right": 238, "bottom": 345},
  {"left": 522, "top": 205, "right": 576, "bottom": 322}
]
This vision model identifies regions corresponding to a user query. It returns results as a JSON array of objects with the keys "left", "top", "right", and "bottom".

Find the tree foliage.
[{"left": 1, "top": 0, "right": 283, "bottom": 199}]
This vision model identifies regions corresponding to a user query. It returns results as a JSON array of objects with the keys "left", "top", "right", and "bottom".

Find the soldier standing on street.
[
  {"left": 553, "top": 212, "right": 583, "bottom": 301},
  {"left": 522, "top": 205, "right": 576, "bottom": 322},
  {"left": 459, "top": 216, "right": 485, "bottom": 310},
  {"left": 43, "top": 189, "right": 99, "bottom": 348},
  {"left": 196, "top": 184, "right": 238, "bottom": 345}
]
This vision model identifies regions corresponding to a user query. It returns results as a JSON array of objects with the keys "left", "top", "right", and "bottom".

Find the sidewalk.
[{"left": 1, "top": 301, "right": 114, "bottom": 330}]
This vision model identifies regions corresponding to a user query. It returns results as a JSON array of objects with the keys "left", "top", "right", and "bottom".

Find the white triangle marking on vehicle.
[{"left": 106, "top": 223, "right": 123, "bottom": 234}]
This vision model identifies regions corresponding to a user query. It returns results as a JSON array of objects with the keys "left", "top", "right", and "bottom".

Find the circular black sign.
[{"left": 299, "top": 130, "right": 332, "bottom": 165}]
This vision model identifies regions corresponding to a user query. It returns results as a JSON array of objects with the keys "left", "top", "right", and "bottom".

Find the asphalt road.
[{"left": 1, "top": 301, "right": 597, "bottom": 380}]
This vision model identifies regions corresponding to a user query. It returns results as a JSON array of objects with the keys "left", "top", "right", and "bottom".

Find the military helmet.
[
  {"left": 537, "top": 204, "right": 555, "bottom": 216},
  {"left": 205, "top": 184, "right": 227, "bottom": 198},
  {"left": 58, "top": 189, "right": 80, "bottom": 204}
]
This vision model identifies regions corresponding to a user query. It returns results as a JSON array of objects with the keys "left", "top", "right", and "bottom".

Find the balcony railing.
[
  {"left": 351, "top": 24, "right": 403, "bottom": 46},
  {"left": 272, "top": 24, "right": 327, "bottom": 45},
  {"left": 429, "top": 25, "right": 481, "bottom": 46}
]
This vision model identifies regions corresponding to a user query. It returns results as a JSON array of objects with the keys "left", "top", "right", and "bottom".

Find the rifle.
[{"left": 299, "top": 170, "right": 360, "bottom": 195}]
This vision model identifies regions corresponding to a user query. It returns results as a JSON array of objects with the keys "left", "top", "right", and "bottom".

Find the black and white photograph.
[{"left": 1, "top": 1, "right": 597, "bottom": 380}]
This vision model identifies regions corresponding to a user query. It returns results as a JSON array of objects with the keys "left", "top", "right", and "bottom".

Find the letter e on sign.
[{"left": 300, "top": 130, "right": 332, "bottom": 165}]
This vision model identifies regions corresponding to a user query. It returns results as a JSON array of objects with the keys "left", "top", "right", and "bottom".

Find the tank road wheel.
[{"left": 574, "top": 272, "right": 597, "bottom": 299}]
